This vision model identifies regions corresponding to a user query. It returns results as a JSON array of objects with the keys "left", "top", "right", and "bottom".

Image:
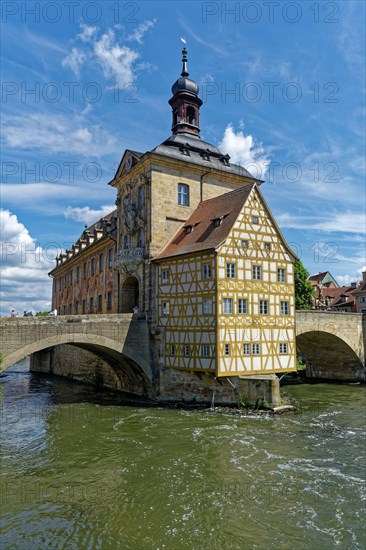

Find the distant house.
[
  {"left": 309, "top": 270, "right": 366, "bottom": 312},
  {"left": 308, "top": 271, "right": 339, "bottom": 288}
]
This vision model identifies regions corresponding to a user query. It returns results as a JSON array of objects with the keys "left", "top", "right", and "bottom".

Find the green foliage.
[
  {"left": 35, "top": 311, "right": 50, "bottom": 317},
  {"left": 237, "top": 394, "right": 249, "bottom": 408},
  {"left": 294, "top": 259, "right": 314, "bottom": 310},
  {"left": 296, "top": 351, "right": 306, "bottom": 370}
]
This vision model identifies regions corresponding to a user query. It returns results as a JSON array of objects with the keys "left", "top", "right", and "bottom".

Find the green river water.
[{"left": 0, "top": 359, "right": 365, "bottom": 550}]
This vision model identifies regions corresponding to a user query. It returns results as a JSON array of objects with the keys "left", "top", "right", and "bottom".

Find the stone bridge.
[
  {"left": 296, "top": 310, "right": 366, "bottom": 381},
  {"left": 0, "top": 314, "right": 154, "bottom": 397}
]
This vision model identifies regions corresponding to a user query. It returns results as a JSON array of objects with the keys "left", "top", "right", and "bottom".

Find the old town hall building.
[{"left": 50, "top": 47, "right": 297, "bottom": 382}]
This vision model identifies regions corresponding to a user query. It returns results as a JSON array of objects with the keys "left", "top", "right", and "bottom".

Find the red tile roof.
[{"left": 154, "top": 185, "right": 255, "bottom": 260}]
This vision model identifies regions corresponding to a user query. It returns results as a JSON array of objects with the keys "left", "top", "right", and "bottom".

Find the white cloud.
[
  {"left": 61, "top": 22, "right": 156, "bottom": 87},
  {"left": 337, "top": 266, "right": 366, "bottom": 287},
  {"left": 218, "top": 123, "right": 270, "bottom": 179},
  {"left": 62, "top": 47, "right": 86, "bottom": 76},
  {"left": 64, "top": 205, "right": 115, "bottom": 225},
  {"left": 127, "top": 19, "right": 156, "bottom": 44},
  {"left": 276, "top": 212, "right": 365, "bottom": 234},
  {"left": 2, "top": 113, "right": 118, "bottom": 157},
  {"left": 0, "top": 210, "right": 54, "bottom": 316}
]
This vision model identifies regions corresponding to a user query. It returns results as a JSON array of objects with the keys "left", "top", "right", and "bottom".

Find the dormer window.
[
  {"left": 185, "top": 225, "right": 193, "bottom": 234},
  {"left": 213, "top": 218, "right": 221, "bottom": 227},
  {"left": 202, "top": 150, "right": 210, "bottom": 161},
  {"left": 180, "top": 145, "right": 190, "bottom": 156},
  {"left": 220, "top": 154, "right": 230, "bottom": 166}
]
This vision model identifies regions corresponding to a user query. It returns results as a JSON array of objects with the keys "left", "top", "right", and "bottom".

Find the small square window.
[
  {"left": 281, "top": 301, "right": 289, "bottom": 316},
  {"left": 202, "top": 264, "right": 212, "bottom": 279},
  {"left": 202, "top": 345, "right": 210, "bottom": 357},
  {"left": 278, "top": 268, "right": 286, "bottom": 283},
  {"left": 225, "top": 344, "right": 230, "bottom": 356},
  {"left": 184, "top": 345, "right": 190, "bottom": 357},
  {"left": 252, "top": 343, "right": 260, "bottom": 355},
  {"left": 260, "top": 300, "right": 268, "bottom": 315},
  {"left": 243, "top": 343, "right": 250, "bottom": 356},
  {"left": 279, "top": 343, "right": 288, "bottom": 354},
  {"left": 238, "top": 298, "right": 248, "bottom": 314},
  {"left": 241, "top": 240, "right": 248, "bottom": 248},
  {"left": 252, "top": 216, "right": 259, "bottom": 224},
  {"left": 226, "top": 263, "right": 236, "bottom": 278},
  {"left": 162, "top": 269, "right": 169, "bottom": 284},
  {"left": 223, "top": 298, "right": 233, "bottom": 314},
  {"left": 170, "top": 344, "right": 176, "bottom": 356},
  {"left": 213, "top": 218, "right": 221, "bottom": 227},
  {"left": 264, "top": 243, "right": 271, "bottom": 251},
  {"left": 253, "top": 265, "right": 262, "bottom": 280}
]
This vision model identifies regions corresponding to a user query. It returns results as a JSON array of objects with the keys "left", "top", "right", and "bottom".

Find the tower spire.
[{"left": 169, "top": 44, "right": 203, "bottom": 137}]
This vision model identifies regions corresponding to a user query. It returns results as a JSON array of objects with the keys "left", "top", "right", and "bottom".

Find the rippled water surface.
[{"left": 1, "top": 359, "right": 365, "bottom": 549}]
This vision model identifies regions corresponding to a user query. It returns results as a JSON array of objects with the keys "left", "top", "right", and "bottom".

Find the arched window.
[{"left": 186, "top": 106, "right": 196, "bottom": 125}]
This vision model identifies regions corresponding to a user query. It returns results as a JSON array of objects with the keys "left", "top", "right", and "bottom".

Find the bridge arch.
[
  {"left": 1, "top": 333, "right": 153, "bottom": 397},
  {"left": 296, "top": 330, "right": 364, "bottom": 382}
]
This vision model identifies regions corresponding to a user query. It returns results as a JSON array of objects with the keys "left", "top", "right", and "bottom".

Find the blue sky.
[{"left": 1, "top": 0, "right": 365, "bottom": 315}]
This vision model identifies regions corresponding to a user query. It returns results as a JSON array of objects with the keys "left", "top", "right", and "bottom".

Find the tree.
[
  {"left": 35, "top": 311, "right": 49, "bottom": 317},
  {"left": 294, "top": 259, "right": 314, "bottom": 310}
]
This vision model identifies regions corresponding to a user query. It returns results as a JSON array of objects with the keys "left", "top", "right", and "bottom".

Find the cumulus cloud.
[
  {"left": 2, "top": 113, "right": 118, "bottom": 157},
  {"left": 62, "top": 21, "right": 156, "bottom": 86},
  {"left": 218, "top": 123, "right": 270, "bottom": 179},
  {"left": 0, "top": 210, "right": 55, "bottom": 316},
  {"left": 64, "top": 205, "right": 115, "bottom": 225},
  {"left": 337, "top": 266, "right": 366, "bottom": 287},
  {"left": 276, "top": 212, "right": 365, "bottom": 234}
]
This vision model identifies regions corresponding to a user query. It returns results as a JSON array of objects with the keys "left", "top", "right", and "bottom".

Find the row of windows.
[
  {"left": 169, "top": 342, "right": 289, "bottom": 357},
  {"left": 222, "top": 298, "right": 289, "bottom": 316},
  {"left": 161, "top": 265, "right": 287, "bottom": 283},
  {"left": 161, "top": 299, "right": 289, "bottom": 316},
  {"left": 56, "top": 249, "right": 114, "bottom": 291},
  {"left": 58, "top": 292, "right": 113, "bottom": 315}
]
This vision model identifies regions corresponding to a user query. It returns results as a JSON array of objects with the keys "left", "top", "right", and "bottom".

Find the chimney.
[{"left": 363, "top": 271, "right": 366, "bottom": 282}]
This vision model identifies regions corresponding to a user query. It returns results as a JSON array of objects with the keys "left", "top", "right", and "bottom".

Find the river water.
[{"left": 0, "top": 359, "right": 365, "bottom": 550}]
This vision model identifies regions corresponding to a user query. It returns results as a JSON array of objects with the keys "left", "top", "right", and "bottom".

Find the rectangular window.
[
  {"left": 225, "top": 344, "right": 231, "bottom": 356},
  {"left": 170, "top": 344, "right": 176, "bottom": 356},
  {"left": 226, "top": 263, "right": 236, "bottom": 278},
  {"left": 83, "top": 262, "right": 87, "bottom": 279},
  {"left": 98, "top": 294, "right": 102, "bottom": 312},
  {"left": 75, "top": 302, "right": 79, "bottom": 315},
  {"left": 138, "top": 185, "right": 144, "bottom": 207},
  {"left": 107, "top": 291, "right": 112, "bottom": 311},
  {"left": 281, "top": 301, "right": 289, "bottom": 316},
  {"left": 252, "top": 265, "right": 262, "bottom": 280},
  {"left": 238, "top": 298, "right": 248, "bottom": 314},
  {"left": 68, "top": 303, "right": 72, "bottom": 315},
  {"left": 252, "top": 343, "right": 260, "bottom": 355},
  {"left": 162, "top": 302, "right": 169, "bottom": 315},
  {"left": 202, "top": 345, "right": 210, "bottom": 357},
  {"left": 63, "top": 305, "right": 66, "bottom": 316},
  {"left": 59, "top": 276, "right": 62, "bottom": 290},
  {"left": 124, "top": 234, "right": 130, "bottom": 250},
  {"left": 252, "top": 216, "right": 259, "bottom": 224},
  {"left": 279, "top": 343, "right": 288, "bottom": 354},
  {"left": 178, "top": 183, "right": 189, "bottom": 206},
  {"left": 223, "top": 298, "right": 233, "bottom": 314},
  {"left": 70, "top": 270, "right": 73, "bottom": 285},
  {"left": 202, "top": 264, "right": 212, "bottom": 279},
  {"left": 243, "top": 343, "right": 250, "bottom": 356},
  {"left": 89, "top": 297, "right": 94, "bottom": 313},
  {"left": 260, "top": 300, "right": 268, "bottom": 315},
  {"left": 203, "top": 299, "right": 212, "bottom": 314},
  {"left": 91, "top": 258, "right": 95, "bottom": 275},
  {"left": 360, "top": 296, "right": 366, "bottom": 303},
  {"left": 82, "top": 299, "right": 86, "bottom": 315},
  {"left": 184, "top": 345, "right": 190, "bottom": 357},
  {"left": 241, "top": 240, "right": 248, "bottom": 248},
  {"left": 162, "top": 269, "right": 169, "bottom": 284},
  {"left": 76, "top": 266, "right": 80, "bottom": 282},
  {"left": 264, "top": 243, "right": 271, "bottom": 251},
  {"left": 278, "top": 268, "right": 286, "bottom": 283},
  {"left": 64, "top": 274, "right": 67, "bottom": 287},
  {"left": 99, "top": 253, "right": 104, "bottom": 272},
  {"left": 108, "top": 248, "right": 113, "bottom": 268}
]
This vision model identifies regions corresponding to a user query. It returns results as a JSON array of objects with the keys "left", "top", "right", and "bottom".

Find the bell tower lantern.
[{"left": 168, "top": 46, "right": 203, "bottom": 137}]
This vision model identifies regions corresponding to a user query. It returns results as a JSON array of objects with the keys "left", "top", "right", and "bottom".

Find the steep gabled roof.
[{"left": 154, "top": 185, "right": 255, "bottom": 260}]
